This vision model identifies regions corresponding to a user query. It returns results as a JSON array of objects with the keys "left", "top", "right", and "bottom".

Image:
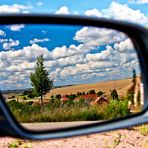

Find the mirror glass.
[{"left": 0, "top": 24, "right": 144, "bottom": 131}]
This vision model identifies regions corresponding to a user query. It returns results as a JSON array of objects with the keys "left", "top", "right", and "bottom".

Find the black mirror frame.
[{"left": 0, "top": 14, "right": 148, "bottom": 140}]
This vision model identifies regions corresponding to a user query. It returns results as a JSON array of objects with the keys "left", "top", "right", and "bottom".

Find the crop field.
[{"left": 45, "top": 77, "right": 140, "bottom": 99}]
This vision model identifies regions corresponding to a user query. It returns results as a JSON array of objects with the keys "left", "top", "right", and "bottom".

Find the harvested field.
[{"left": 45, "top": 77, "right": 140, "bottom": 99}]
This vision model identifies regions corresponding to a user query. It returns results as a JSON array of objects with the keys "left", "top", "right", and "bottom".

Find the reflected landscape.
[{"left": 0, "top": 24, "right": 144, "bottom": 131}]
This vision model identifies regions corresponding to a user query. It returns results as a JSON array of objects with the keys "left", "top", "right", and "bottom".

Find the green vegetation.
[
  {"left": 97, "top": 91, "right": 104, "bottom": 97},
  {"left": 111, "top": 89, "right": 119, "bottom": 100},
  {"left": 30, "top": 55, "right": 54, "bottom": 108},
  {"left": 89, "top": 89, "right": 96, "bottom": 94},
  {"left": 8, "top": 139, "right": 33, "bottom": 148},
  {"left": 127, "top": 69, "right": 137, "bottom": 105},
  {"left": 22, "top": 89, "right": 39, "bottom": 98},
  {"left": 139, "top": 124, "right": 148, "bottom": 136},
  {"left": 7, "top": 95, "right": 129, "bottom": 122},
  {"left": 6, "top": 55, "right": 133, "bottom": 123}
]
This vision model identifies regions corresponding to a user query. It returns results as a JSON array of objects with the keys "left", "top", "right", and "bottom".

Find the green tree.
[
  {"left": 89, "top": 89, "right": 96, "bottom": 94},
  {"left": 55, "top": 94, "right": 61, "bottom": 100},
  {"left": 132, "top": 69, "right": 136, "bottom": 85},
  {"left": 111, "top": 89, "right": 118, "bottom": 100},
  {"left": 30, "top": 55, "right": 53, "bottom": 108},
  {"left": 127, "top": 69, "right": 137, "bottom": 104},
  {"left": 97, "top": 91, "right": 104, "bottom": 97}
]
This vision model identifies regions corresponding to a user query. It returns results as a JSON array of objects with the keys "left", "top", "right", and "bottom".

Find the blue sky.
[
  {"left": 0, "top": 25, "right": 81, "bottom": 52},
  {"left": 0, "top": 0, "right": 147, "bottom": 90},
  {"left": 0, "top": 0, "right": 147, "bottom": 15}
]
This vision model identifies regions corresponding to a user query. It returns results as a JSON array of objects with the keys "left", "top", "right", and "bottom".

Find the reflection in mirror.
[{"left": 0, "top": 24, "right": 144, "bottom": 131}]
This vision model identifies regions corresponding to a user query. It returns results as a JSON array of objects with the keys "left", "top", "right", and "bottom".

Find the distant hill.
[{"left": 45, "top": 77, "right": 140, "bottom": 99}]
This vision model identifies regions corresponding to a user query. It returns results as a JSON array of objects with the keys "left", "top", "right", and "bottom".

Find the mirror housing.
[{"left": 0, "top": 14, "right": 148, "bottom": 139}]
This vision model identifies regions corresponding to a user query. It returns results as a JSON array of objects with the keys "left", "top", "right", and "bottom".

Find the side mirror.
[{"left": 0, "top": 15, "right": 148, "bottom": 139}]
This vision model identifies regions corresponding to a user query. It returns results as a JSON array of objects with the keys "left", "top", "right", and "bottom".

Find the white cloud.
[
  {"left": 57, "top": 38, "right": 139, "bottom": 82},
  {"left": 22, "top": 10, "right": 30, "bottom": 14},
  {"left": 3, "top": 39, "right": 20, "bottom": 50},
  {"left": 85, "top": 8, "right": 102, "bottom": 17},
  {"left": 74, "top": 26, "right": 126, "bottom": 46},
  {"left": 114, "top": 38, "right": 134, "bottom": 53},
  {"left": 0, "top": 36, "right": 140, "bottom": 90},
  {"left": 128, "top": 0, "right": 148, "bottom": 4},
  {"left": 0, "top": 39, "right": 8, "bottom": 43},
  {"left": 84, "top": 2, "right": 148, "bottom": 26},
  {"left": 55, "top": 6, "right": 69, "bottom": 14},
  {"left": 29, "top": 38, "right": 50, "bottom": 44},
  {"left": 50, "top": 43, "right": 95, "bottom": 59},
  {"left": 36, "top": 1, "right": 43, "bottom": 6},
  {"left": 0, "top": 30, "right": 6, "bottom": 36},
  {"left": 0, "top": 4, "right": 31, "bottom": 13},
  {"left": 9, "top": 24, "right": 25, "bottom": 31},
  {"left": 101, "top": 2, "right": 148, "bottom": 26}
]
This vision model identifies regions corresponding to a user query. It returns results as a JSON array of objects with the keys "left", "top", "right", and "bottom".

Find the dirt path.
[{"left": 0, "top": 128, "right": 147, "bottom": 148}]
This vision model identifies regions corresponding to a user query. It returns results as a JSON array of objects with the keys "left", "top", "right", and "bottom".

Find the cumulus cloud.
[
  {"left": 0, "top": 30, "right": 6, "bottom": 36},
  {"left": 0, "top": 39, "right": 8, "bottom": 43},
  {"left": 85, "top": 8, "right": 102, "bottom": 17},
  {"left": 0, "top": 37, "right": 140, "bottom": 90},
  {"left": 29, "top": 38, "right": 50, "bottom": 44},
  {"left": 128, "top": 0, "right": 148, "bottom": 4},
  {"left": 55, "top": 6, "right": 69, "bottom": 14},
  {"left": 9, "top": 24, "right": 25, "bottom": 31},
  {"left": 48, "top": 38, "right": 139, "bottom": 83},
  {"left": 102, "top": 2, "right": 148, "bottom": 26},
  {"left": 74, "top": 27, "right": 126, "bottom": 46},
  {"left": 0, "top": 4, "right": 31, "bottom": 13},
  {"left": 3, "top": 39, "right": 20, "bottom": 50},
  {"left": 84, "top": 2, "right": 148, "bottom": 26},
  {"left": 51, "top": 45, "right": 81, "bottom": 59},
  {"left": 57, "top": 38, "right": 139, "bottom": 82},
  {"left": 36, "top": 1, "right": 43, "bottom": 6}
]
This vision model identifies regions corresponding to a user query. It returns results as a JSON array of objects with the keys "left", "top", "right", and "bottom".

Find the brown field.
[
  {"left": 2, "top": 93, "right": 19, "bottom": 100},
  {"left": 3, "top": 77, "right": 140, "bottom": 101},
  {"left": 45, "top": 77, "right": 140, "bottom": 99}
]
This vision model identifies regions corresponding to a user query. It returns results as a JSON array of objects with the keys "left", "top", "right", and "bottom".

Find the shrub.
[
  {"left": 7, "top": 95, "right": 130, "bottom": 123},
  {"left": 22, "top": 89, "right": 39, "bottom": 98},
  {"left": 21, "top": 104, "right": 33, "bottom": 116},
  {"left": 50, "top": 95, "right": 54, "bottom": 99},
  {"left": 139, "top": 124, "right": 148, "bottom": 136},
  {"left": 55, "top": 94, "right": 61, "bottom": 100},
  {"left": 68, "top": 94, "right": 76, "bottom": 101},
  {"left": 77, "top": 92, "right": 82, "bottom": 97},
  {"left": 89, "top": 89, "right": 96, "bottom": 94},
  {"left": 23, "top": 96, "right": 27, "bottom": 100},
  {"left": 97, "top": 91, "right": 104, "bottom": 97},
  {"left": 82, "top": 91, "right": 85, "bottom": 95},
  {"left": 103, "top": 99, "right": 129, "bottom": 119},
  {"left": 111, "top": 89, "right": 118, "bottom": 100},
  {"left": 7, "top": 100, "right": 23, "bottom": 110}
]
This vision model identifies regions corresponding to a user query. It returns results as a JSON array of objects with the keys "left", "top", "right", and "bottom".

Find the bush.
[
  {"left": 139, "top": 124, "right": 148, "bottom": 136},
  {"left": 111, "top": 89, "right": 118, "bottom": 100},
  {"left": 21, "top": 104, "right": 33, "bottom": 116},
  {"left": 77, "top": 92, "right": 82, "bottom": 97},
  {"left": 68, "top": 94, "right": 76, "bottom": 101},
  {"left": 55, "top": 94, "right": 61, "bottom": 100},
  {"left": 7, "top": 100, "right": 23, "bottom": 110},
  {"left": 103, "top": 99, "right": 129, "bottom": 119},
  {"left": 97, "top": 91, "right": 104, "bottom": 97},
  {"left": 23, "top": 96, "right": 27, "bottom": 100},
  {"left": 22, "top": 89, "right": 39, "bottom": 98},
  {"left": 89, "top": 89, "right": 96, "bottom": 94},
  {"left": 7, "top": 95, "right": 130, "bottom": 123},
  {"left": 50, "top": 95, "right": 54, "bottom": 99}
]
